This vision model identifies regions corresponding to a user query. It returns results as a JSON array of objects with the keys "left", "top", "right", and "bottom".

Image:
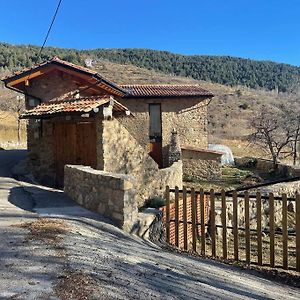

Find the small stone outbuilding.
[{"left": 2, "top": 57, "right": 216, "bottom": 209}]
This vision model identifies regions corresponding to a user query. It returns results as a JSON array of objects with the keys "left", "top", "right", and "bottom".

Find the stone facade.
[
  {"left": 64, "top": 165, "right": 138, "bottom": 231},
  {"left": 24, "top": 71, "right": 85, "bottom": 103},
  {"left": 98, "top": 117, "right": 183, "bottom": 207},
  {"left": 182, "top": 147, "right": 222, "bottom": 180},
  {"left": 117, "top": 97, "right": 209, "bottom": 167},
  {"left": 26, "top": 119, "right": 56, "bottom": 186}
]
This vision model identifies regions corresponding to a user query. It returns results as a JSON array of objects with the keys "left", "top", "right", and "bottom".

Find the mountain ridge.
[{"left": 1, "top": 42, "right": 300, "bottom": 92}]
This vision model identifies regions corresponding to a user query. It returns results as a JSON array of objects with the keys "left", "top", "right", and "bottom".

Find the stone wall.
[
  {"left": 182, "top": 148, "right": 222, "bottom": 180},
  {"left": 117, "top": 97, "right": 209, "bottom": 166},
  {"left": 27, "top": 119, "right": 56, "bottom": 186},
  {"left": 235, "top": 156, "right": 300, "bottom": 177},
  {"left": 64, "top": 165, "right": 138, "bottom": 231},
  {"left": 99, "top": 117, "right": 183, "bottom": 207}
]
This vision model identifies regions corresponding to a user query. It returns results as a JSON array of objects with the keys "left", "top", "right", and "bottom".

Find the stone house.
[{"left": 2, "top": 57, "right": 219, "bottom": 206}]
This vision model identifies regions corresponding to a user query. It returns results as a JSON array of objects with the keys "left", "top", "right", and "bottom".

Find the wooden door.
[
  {"left": 76, "top": 122, "right": 97, "bottom": 168},
  {"left": 54, "top": 121, "right": 97, "bottom": 187}
]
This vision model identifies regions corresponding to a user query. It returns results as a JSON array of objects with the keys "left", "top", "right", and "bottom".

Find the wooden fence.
[{"left": 165, "top": 186, "right": 300, "bottom": 272}]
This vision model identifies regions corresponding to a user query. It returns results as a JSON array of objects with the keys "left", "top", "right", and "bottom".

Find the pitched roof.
[
  {"left": 120, "top": 84, "right": 214, "bottom": 98},
  {"left": 2, "top": 57, "right": 214, "bottom": 99},
  {"left": 20, "top": 96, "right": 132, "bottom": 119},
  {"left": 2, "top": 57, "right": 126, "bottom": 97}
]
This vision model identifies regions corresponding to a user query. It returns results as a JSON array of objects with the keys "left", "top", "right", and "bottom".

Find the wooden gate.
[{"left": 54, "top": 121, "right": 97, "bottom": 187}]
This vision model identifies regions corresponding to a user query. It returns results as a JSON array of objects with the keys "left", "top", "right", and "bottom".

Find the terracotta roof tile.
[
  {"left": 20, "top": 96, "right": 132, "bottom": 119},
  {"left": 120, "top": 84, "right": 214, "bottom": 98}
]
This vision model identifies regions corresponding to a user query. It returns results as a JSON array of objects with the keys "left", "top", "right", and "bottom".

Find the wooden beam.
[{"left": 7, "top": 65, "right": 57, "bottom": 87}]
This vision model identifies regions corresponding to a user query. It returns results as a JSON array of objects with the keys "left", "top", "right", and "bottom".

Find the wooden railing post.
[
  {"left": 245, "top": 191, "right": 250, "bottom": 265},
  {"left": 233, "top": 190, "right": 239, "bottom": 261},
  {"left": 269, "top": 193, "right": 275, "bottom": 267},
  {"left": 282, "top": 193, "right": 288, "bottom": 270},
  {"left": 183, "top": 186, "right": 188, "bottom": 250},
  {"left": 200, "top": 188, "right": 206, "bottom": 256},
  {"left": 221, "top": 189, "right": 227, "bottom": 260},
  {"left": 296, "top": 193, "right": 300, "bottom": 272},
  {"left": 256, "top": 192, "right": 262, "bottom": 266},
  {"left": 210, "top": 189, "right": 216, "bottom": 257},
  {"left": 165, "top": 186, "right": 170, "bottom": 244},
  {"left": 191, "top": 188, "right": 197, "bottom": 252},
  {"left": 175, "top": 186, "right": 179, "bottom": 248}
]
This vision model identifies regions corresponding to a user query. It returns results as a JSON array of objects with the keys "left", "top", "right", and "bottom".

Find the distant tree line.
[
  {"left": 87, "top": 49, "right": 300, "bottom": 92},
  {"left": 1, "top": 43, "right": 300, "bottom": 92},
  {"left": 0, "top": 43, "right": 83, "bottom": 71}
]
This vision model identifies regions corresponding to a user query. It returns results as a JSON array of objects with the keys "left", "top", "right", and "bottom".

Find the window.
[{"left": 149, "top": 104, "right": 162, "bottom": 138}]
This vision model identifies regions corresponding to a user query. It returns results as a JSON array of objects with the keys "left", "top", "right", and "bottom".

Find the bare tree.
[
  {"left": 249, "top": 105, "right": 294, "bottom": 170},
  {"left": 284, "top": 99, "right": 300, "bottom": 165}
]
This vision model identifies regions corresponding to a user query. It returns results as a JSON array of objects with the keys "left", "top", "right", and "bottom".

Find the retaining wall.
[
  {"left": 64, "top": 165, "right": 138, "bottom": 232},
  {"left": 100, "top": 117, "right": 183, "bottom": 207}
]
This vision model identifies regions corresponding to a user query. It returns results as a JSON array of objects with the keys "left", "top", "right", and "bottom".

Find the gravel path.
[{"left": 61, "top": 217, "right": 300, "bottom": 300}]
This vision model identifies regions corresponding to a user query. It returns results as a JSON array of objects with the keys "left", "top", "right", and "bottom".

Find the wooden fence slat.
[
  {"left": 245, "top": 191, "right": 250, "bottom": 265},
  {"left": 256, "top": 192, "right": 262, "bottom": 266},
  {"left": 221, "top": 189, "right": 227, "bottom": 259},
  {"left": 191, "top": 188, "right": 197, "bottom": 252},
  {"left": 165, "top": 186, "right": 170, "bottom": 244},
  {"left": 200, "top": 188, "right": 206, "bottom": 256},
  {"left": 175, "top": 186, "right": 179, "bottom": 248},
  {"left": 210, "top": 189, "right": 216, "bottom": 257},
  {"left": 282, "top": 193, "right": 288, "bottom": 270},
  {"left": 269, "top": 193, "right": 275, "bottom": 267},
  {"left": 183, "top": 186, "right": 188, "bottom": 250},
  {"left": 233, "top": 191, "right": 239, "bottom": 261},
  {"left": 296, "top": 193, "right": 300, "bottom": 272}
]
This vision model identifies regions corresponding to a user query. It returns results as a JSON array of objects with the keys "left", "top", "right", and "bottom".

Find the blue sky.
[{"left": 1, "top": 0, "right": 300, "bottom": 65}]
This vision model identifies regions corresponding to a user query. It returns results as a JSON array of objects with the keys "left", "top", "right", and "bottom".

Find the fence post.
[
  {"left": 175, "top": 186, "right": 179, "bottom": 248},
  {"left": 245, "top": 191, "right": 250, "bottom": 265},
  {"left": 210, "top": 189, "right": 216, "bottom": 257},
  {"left": 165, "top": 186, "right": 170, "bottom": 244},
  {"left": 296, "top": 193, "right": 300, "bottom": 272},
  {"left": 191, "top": 188, "right": 197, "bottom": 252},
  {"left": 282, "top": 193, "right": 288, "bottom": 270},
  {"left": 233, "top": 190, "right": 239, "bottom": 261},
  {"left": 269, "top": 193, "right": 275, "bottom": 267},
  {"left": 256, "top": 192, "right": 262, "bottom": 266},
  {"left": 200, "top": 188, "right": 206, "bottom": 256},
  {"left": 221, "top": 189, "right": 227, "bottom": 260},
  {"left": 183, "top": 186, "right": 188, "bottom": 250}
]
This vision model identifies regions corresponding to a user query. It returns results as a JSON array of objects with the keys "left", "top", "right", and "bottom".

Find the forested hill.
[{"left": 1, "top": 42, "right": 300, "bottom": 92}]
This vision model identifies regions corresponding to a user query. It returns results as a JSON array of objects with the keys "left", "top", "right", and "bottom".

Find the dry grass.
[
  {"left": 0, "top": 110, "right": 26, "bottom": 147},
  {"left": 54, "top": 271, "right": 96, "bottom": 300},
  {"left": 17, "top": 218, "right": 68, "bottom": 244}
]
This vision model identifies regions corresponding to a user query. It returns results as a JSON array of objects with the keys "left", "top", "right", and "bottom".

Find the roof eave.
[
  {"left": 2, "top": 59, "right": 127, "bottom": 97},
  {"left": 124, "top": 94, "right": 214, "bottom": 98}
]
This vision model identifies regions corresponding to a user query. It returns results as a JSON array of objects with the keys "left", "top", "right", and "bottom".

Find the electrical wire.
[
  {"left": 37, "top": 0, "right": 63, "bottom": 60},
  {"left": 23, "top": 0, "right": 63, "bottom": 96}
]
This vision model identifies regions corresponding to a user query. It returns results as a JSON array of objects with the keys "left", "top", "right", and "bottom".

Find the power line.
[
  {"left": 37, "top": 0, "right": 63, "bottom": 59},
  {"left": 23, "top": 0, "right": 63, "bottom": 95}
]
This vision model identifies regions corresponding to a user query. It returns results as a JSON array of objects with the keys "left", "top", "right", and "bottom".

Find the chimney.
[{"left": 168, "top": 129, "right": 181, "bottom": 166}]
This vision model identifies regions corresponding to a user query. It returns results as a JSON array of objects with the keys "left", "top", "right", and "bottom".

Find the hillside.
[
  {"left": 1, "top": 43, "right": 300, "bottom": 92},
  {"left": 1, "top": 55, "right": 293, "bottom": 157},
  {"left": 0, "top": 43, "right": 299, "bottom": 157}
]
